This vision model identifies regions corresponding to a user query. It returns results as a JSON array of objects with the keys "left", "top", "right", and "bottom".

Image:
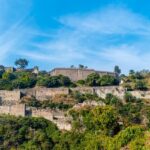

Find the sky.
[{"left": 1, "top": 0, "right": 150, "bottom": 73}]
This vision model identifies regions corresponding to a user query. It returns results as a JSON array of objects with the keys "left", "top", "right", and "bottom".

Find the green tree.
[
  {"left": 134, "top": 80, "right": 147, "bottom": 90},
  {"left": 99, "top": 75, "right": 118, "bottom": 86},
  {"left": 2, "top": 72, "right": 16, "bottom": 80},
  {"left": 86, "top": 73, "right": 100, "bottom": 86},
  {"left": 114, "top": 65, "right": 121, "bottom": 75},
  {"left": 15, "top": 58, "right": 28, "bottom": 69}
]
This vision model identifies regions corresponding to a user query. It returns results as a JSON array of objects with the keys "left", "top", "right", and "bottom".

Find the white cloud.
[
  {"left": 59, "top": 7, "right": 150, "bottom": 35},
  {"left": 21, "top": 6, "right": 150, "bottom": 72},
  {"left": 1, "top": 3, "right": 150, "bottom": 72}
]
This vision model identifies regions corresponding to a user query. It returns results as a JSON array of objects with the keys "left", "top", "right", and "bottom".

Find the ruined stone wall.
[
  {"left": 130, "top": 91, "right": 150, "bottom": 99},
  {"left": 93, "top": 86, "right": 150, "bottom": 99},
  {"left": 0, "top": 90, "right": 21, "bottom": 102},
  {"left": 71, "top": 87, "right": 94, "bottom": 94},
  {"left": 32, "top": 108, "right": 53, "bottom": 120},
  {"left": 94, "top": 86, "right": 125, "bottom": 99},
  {"left": 0, "top": 104, "right": 25, "bottom": 116},
  {"left": 32, "top": 108, "right": 71, "bottom": 130},
  {"left": 35, "top": 88, "right": 69, "bottom": 101},
  {"left": 53, "top": 119, "right": 72, "bottom": 131},
  {"left": 20, "top": 88, "right": 36, "bottom": 97},
  {"left": 19, "top": 87, "right": 150, "bottom": 102}
]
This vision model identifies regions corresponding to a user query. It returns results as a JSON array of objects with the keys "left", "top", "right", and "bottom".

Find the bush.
[
  {"left": 105, "top": 93, "right": 121, "bottom": 106},
  {"left": 85, "top": 73, "right": 100, "bottom": 86}
]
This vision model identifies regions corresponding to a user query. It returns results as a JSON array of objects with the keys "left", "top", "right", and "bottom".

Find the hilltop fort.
[{"left": 50, "top": 68, "right": 116, "bottom": 81}]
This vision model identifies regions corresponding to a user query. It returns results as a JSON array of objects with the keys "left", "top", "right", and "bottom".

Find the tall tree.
[
  {"left": 15, "top": 58, "right": 28, "bottom": 69},
  {"left": 114, "top": 65, "right": 121, "bottom": 75}
]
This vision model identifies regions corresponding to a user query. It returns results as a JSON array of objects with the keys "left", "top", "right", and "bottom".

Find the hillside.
[{"left": 1, "top": 66, "right": 150, "bottom": 149}]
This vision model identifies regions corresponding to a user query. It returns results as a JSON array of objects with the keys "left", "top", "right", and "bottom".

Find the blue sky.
[{"left": 1, "top": 0, "right": 150, "bottom": 73}]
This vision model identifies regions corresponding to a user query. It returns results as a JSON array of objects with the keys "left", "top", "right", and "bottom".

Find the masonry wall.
[
  {"left": 94, "top": 86, "right": 125, "bottom": 99},
  {"left": 130, "top": 91, "right": 150, "bottom": 99},
  {"left": 32, "top": 108, "right": 71, "bottom": 130},
  {"left": 71, "top": 87, "right": 94, "bottom": 94},
  {"left": 0, "top": 90, "right": 21, "bottom": 102},
  {"left": 32, "top": 108, "right": 53, "bottom": 120},
  {"left": 0, "top": 104, "right": 25, "bottom": 116},
  {"left": 50, "top": 69, "right": 95, "bottom": 81},
  {"left": 20, "top": 88, "right": 36, "bottom": 97},
  {"left": 2, "top": 87, "right": 150, "bottom": 104},
  {"left": 35, "top": 88, "right": 69, "bottom": 101},
  {"left": 50, "top": 68, "right": 116, "bottom": 81}
]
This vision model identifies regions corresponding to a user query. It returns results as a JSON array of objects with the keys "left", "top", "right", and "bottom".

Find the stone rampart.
[
  {"left": 20, "top": 88, "right": 36, "bottom": 97},
  {"left": 20, "top": 87, "right": 150, "bottom": 101},
  {"left": 94, "top": 86, "right": 125, "bottom": 99},
  {"left": 0, "top": 104, "right": 25, "bottom": 116},
  {"left": 130, "top": 91, "right": 150, "bottom": 99},
  {"left": 71, "top": 87, "right": 94, "bottom": 94},
  {"left": 32, "top": 108, "right": 53, "bottom": 121},
  {"left": 35, "top": 88, "right": 69, "bottom": 101},
  {"left": 50, "top": 68, "right": 116, "bottom": 81},
  {"left": 31, "top": 108, "right": 71, "bottom": 130},
  {"left": 0, "top": 90, "right": 21, "bottom": 101}
]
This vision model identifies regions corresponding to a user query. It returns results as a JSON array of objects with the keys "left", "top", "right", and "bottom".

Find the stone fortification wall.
[
  {"left": 93, "top": 86, "right": 150, "bottom": 99},
  {"left": 32, "top": 108, "right": 71, "bottom": 130},
  {"left": 20, "top": 88, "right": 36, "bottom": 97},
  {"left": 19, "top": 86, "right": 150, "bottom": 102},
  {"left": 50, "top": 68, "right": 116, "bottom": 81},
  {"left": 53, "top": 119, "right": 71, "bottom": 131},
  {"left": 35, "top": 88, "right": 69, "bottom": 101},
  {"left": 20, "top": 88, "right": 69, "bottom": 101},
  {"left": 71, "top": 87, "right": 94, "bottom": 94},
  {"left": 94, "top": 86, "right": 125, "bottom": 99},
  {"left": 0, "top": 90, "right": 21, "bottom": 101},
  {"left": 130, "top": 91, "right": 150, "bottom": 99},
  {"left": 50, "top": 68, "right": 94, "bottom": 81},
  {"left": 32, "top": 108, "right": 53, "bottom": 121},
  {"left": 0, "top": 104, "right": 25, "bottom": 116}
]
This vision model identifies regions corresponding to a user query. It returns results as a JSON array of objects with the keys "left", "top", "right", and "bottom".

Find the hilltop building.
[{"left": 50, "top": 68, "right": 116, "bottom": 81}]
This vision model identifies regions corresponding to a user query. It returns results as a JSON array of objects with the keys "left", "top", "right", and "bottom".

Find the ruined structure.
[
  {"left": 50, "top": 68, "right": 116, "bottom": 81},
  {"left": 20, "top": 87, "right": 69, "bottom": 101},
  {"left": 0, "top": 90, "right": 21, "bottom": 103},
  {"left": 32, "top": 108, "right": 71, "bottom": 130},
  {"left": 1, "top": 86, "right": 150, "bottom": 131},
  {"left": 0, "top": 104, "right": 25, "bottom": 117},
  {"left": 0, "top": 103, "right": 71, "bottom": 130}
]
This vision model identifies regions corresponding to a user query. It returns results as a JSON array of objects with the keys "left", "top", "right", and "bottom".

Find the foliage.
[
  {"left": 85, "top": 73, "right": 100, "bottom": 86},
  {"left": 0, "top": 115, "right": 60, "bottom": 149},
  {"left": 24, "top": 98, "right": 73, "bottom": 110},
  {"left": 105, "top": 93, "right": 122, "bottom": 107},
  {"left": 114, "top": 65, "right": 121, "bottom": 75},
  {"left": 85, "top": 73, "right": 118, "bottom": 86},
  {"left": 69, "top": 106, "right": 120, "bottom": 136},
  {"left": 15, "top": 58, "right": 28, "bottom": 69}
]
